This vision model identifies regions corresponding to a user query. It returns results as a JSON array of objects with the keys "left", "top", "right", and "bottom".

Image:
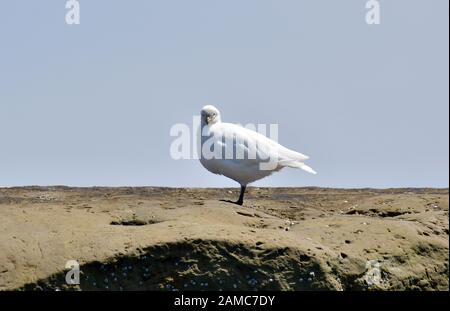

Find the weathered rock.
[{"left": 0, "top": 187, "right": 447, "bottom": 291}]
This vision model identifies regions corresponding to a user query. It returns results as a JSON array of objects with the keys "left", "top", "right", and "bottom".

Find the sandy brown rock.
[{"left": 0, "top": 187, "right": 448, "bottom": 291}]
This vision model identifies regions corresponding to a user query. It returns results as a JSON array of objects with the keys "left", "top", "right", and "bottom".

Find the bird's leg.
[
  {"left": 236, "top": 185, "right": 246, "bottom": 205},
  {"left": 220, "top": 185, "right": 247, "bottom": 206}
]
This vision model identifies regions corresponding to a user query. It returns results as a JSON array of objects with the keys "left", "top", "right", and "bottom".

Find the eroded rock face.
[{"left": 0, "top": 187, "right": 448, "bottom": 291}]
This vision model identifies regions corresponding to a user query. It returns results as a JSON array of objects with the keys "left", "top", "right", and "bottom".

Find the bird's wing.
[
  {"left": 213, "top": 123, "right": 273, "bottom": 164},
  {"left": 218, "top": 123, "right": 309, "bottom": 162},
  {"left": 210, "top": 123, "right": 307, "bottom": 173}
]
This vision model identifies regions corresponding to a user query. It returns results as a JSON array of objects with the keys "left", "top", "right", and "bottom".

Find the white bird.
[{"left": 199, "top": 105, "right": 316, "bottom": 205}]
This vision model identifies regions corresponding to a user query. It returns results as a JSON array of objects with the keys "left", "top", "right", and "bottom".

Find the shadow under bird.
[{"left": 199, "top": 105, "right": 316, "bottom": 205}]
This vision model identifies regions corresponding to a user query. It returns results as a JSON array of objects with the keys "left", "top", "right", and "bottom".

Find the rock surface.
[{"left": 0, "top": 187, "right": 448, "bottom": 291}]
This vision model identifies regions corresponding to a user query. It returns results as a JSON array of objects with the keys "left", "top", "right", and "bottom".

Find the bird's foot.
[{"left": 220, "top": 199, "right": 243, "bottom": 206}]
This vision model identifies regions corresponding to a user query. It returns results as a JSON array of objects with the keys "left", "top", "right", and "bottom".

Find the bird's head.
[{"left": 201, "top": 105, "right": 221, "bottom": 125}]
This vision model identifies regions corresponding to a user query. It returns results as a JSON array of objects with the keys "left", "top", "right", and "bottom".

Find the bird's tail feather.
[
  {"left": 298, "top": 163, "right": 317, "bottom": 174},
  {"left": 279, "top": 160, "right": 317, "bottom": 174}
]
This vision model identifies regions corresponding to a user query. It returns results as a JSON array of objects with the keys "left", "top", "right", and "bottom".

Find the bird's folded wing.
[{"left": 218, "top": 123, "right": 309, "bottom": 165}]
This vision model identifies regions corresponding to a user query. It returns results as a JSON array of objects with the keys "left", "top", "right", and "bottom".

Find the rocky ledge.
[{"left": 0, "top": 187, "right": 448, "bottom": 291}]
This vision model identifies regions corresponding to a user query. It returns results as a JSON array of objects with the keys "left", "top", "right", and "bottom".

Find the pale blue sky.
[{"left": 0, "top": 0, "right": 448, "bottom": 188}]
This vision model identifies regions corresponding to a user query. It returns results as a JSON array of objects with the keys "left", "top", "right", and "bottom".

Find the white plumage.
[{"left": 199, "top": 105, "right": 316, "bottom": 205}]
